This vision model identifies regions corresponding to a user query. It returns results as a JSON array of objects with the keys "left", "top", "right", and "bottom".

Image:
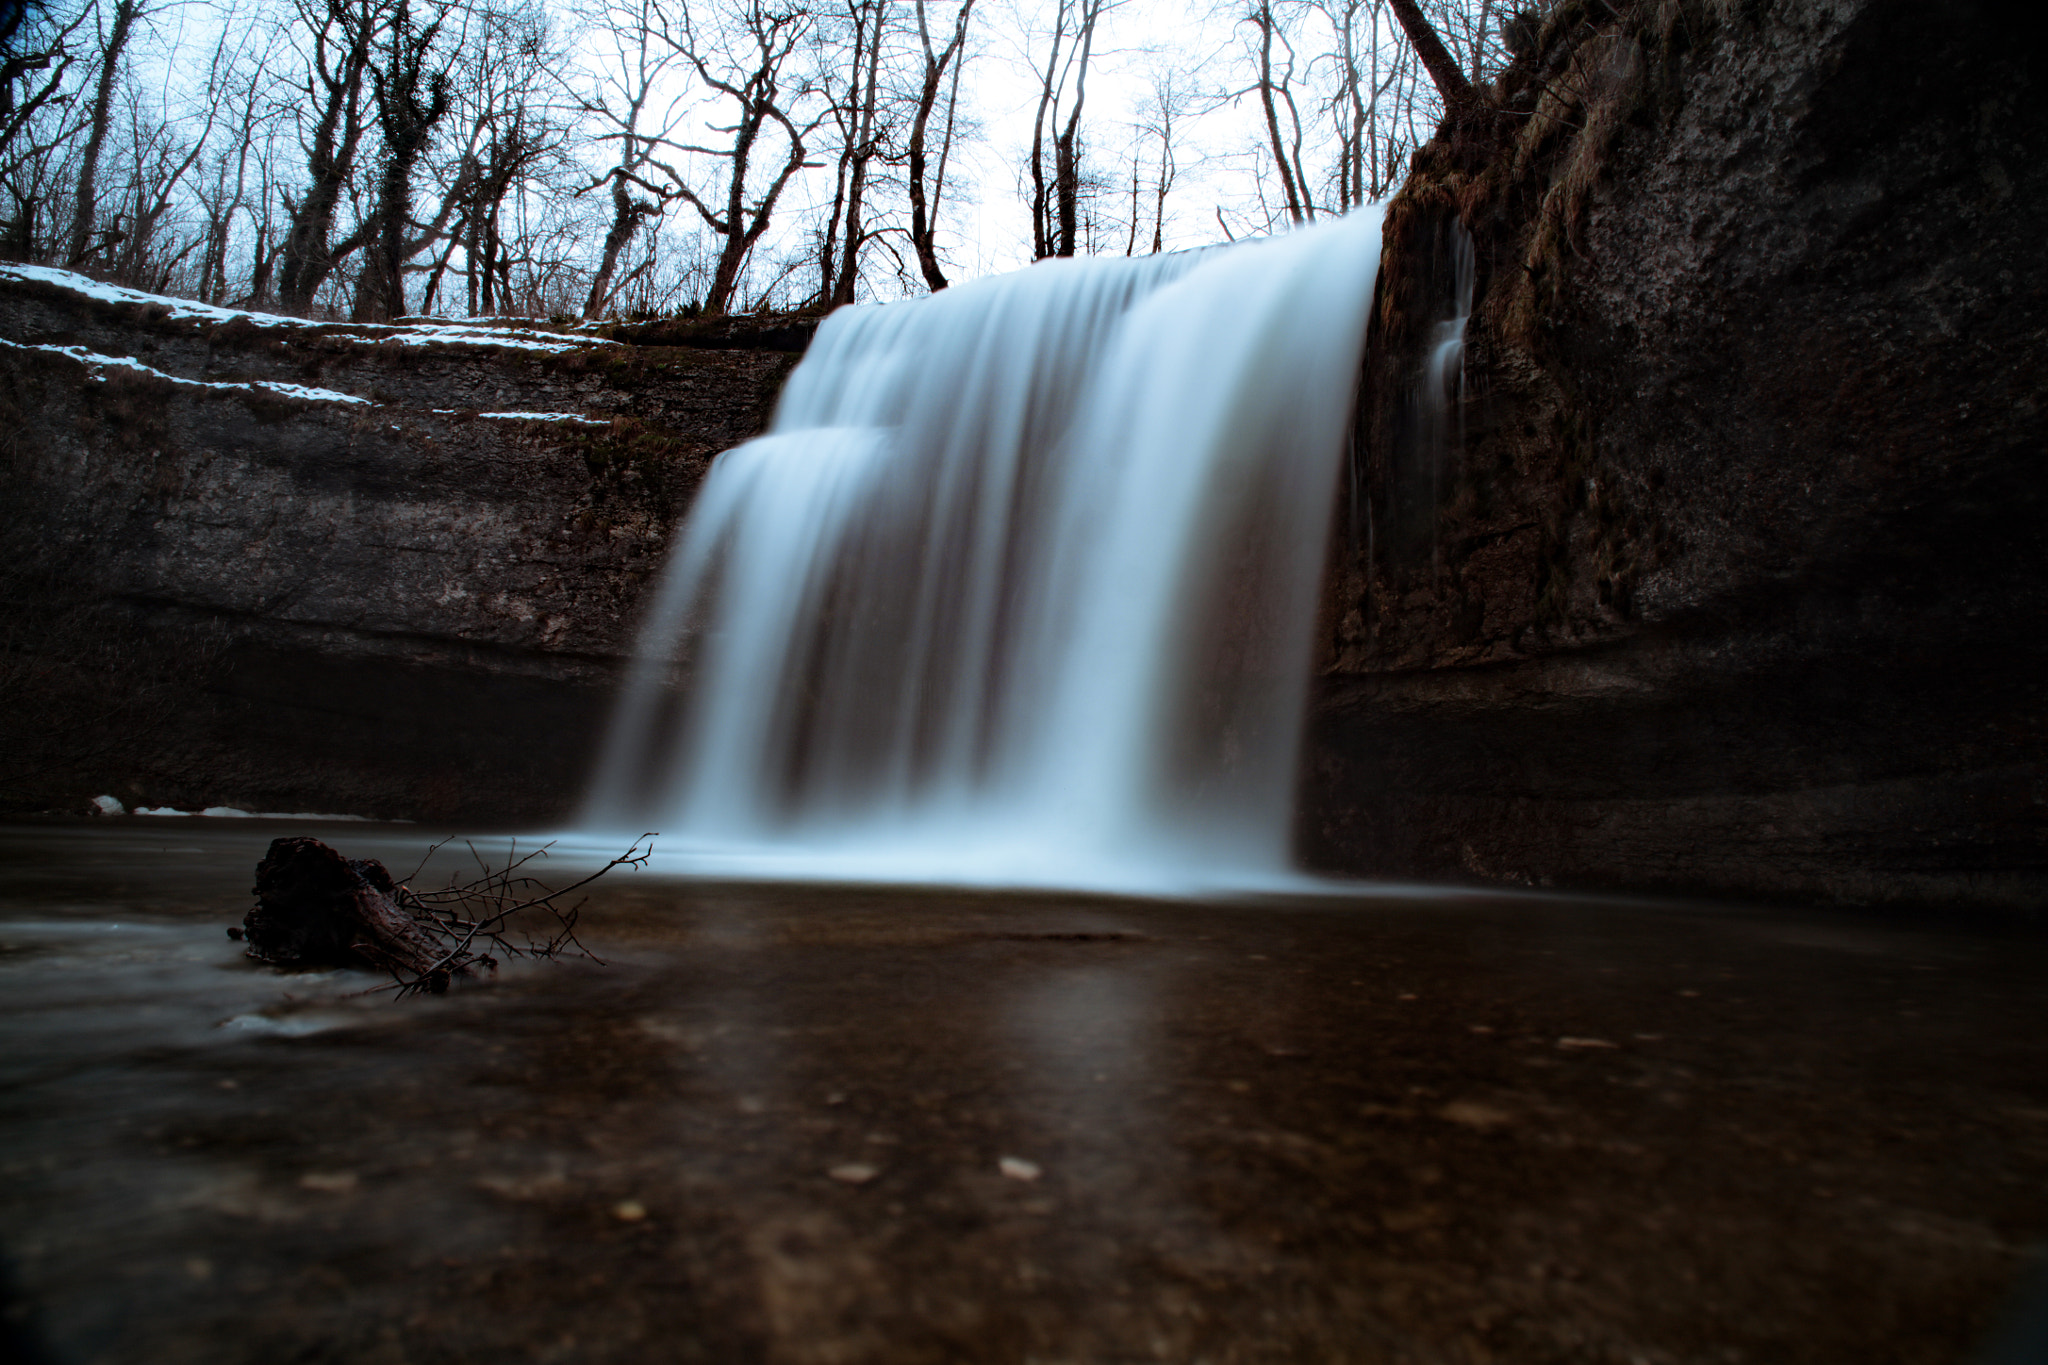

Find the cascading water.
[
  {"left": 1416, "top": 221, "right": 1474, "bottom": 579},
  {"left": 583, "top": 207, "right": 1386, "bottom": 893}
]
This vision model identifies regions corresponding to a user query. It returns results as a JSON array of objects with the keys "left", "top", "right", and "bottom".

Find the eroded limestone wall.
[
  {"left": 1302, "top": 0, "right": 2048, "bottom": 911},
  {"left": 0, "top": 280, "right": 797, "bottom": 822}
]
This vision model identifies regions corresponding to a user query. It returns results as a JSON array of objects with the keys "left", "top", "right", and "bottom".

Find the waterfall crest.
[{"left": 584, "top": 207, "right": 1386, "bottom": 892}]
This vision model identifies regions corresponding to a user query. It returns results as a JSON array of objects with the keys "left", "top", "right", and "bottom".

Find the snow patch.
[
  {"left": 131, "top": 805, "right": 375, "bottom": 821},
  {"left": 259, "top": 380, "right": 371, "bottom": 405},
  {"left": 475, "top": 411, "right": 611, "bottom": 426},
  {"left": 0, "top": 262, "right": 596, "bottom": 353},
  {"left": 0, "top": 337, "right": 371, "bottom": 405},
  {"left": 366, "top": 323, "right": 587, "bottom": 353}
]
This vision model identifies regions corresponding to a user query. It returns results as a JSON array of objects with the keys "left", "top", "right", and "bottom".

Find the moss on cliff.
[
  {"left": 1345, "top": 0, "right": 1753, "bottom": 673},
  {"left": 1307, "top": 0, "right": 2048, "bottom": 908}
]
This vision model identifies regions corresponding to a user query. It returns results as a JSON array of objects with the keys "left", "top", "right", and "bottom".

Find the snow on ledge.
[
  {"left": 0, "top": 337, "right": 370, "bottom": 405},
  {"left": 8, "top": 341, "right": 615, "bottom": 427},
  {"left": 117, "top": 800, "right": 378, "bottom": 821},
  {"left": 475, "top": 411, "right": 611, "bottom": 426},
  {"left": 0, "top": 262, "right": 598, "bottom": 353}
]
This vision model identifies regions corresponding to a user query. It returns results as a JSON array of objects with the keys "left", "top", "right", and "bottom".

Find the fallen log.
[{"left": 234, "top": 833, "right": 651, "bottom": 995}]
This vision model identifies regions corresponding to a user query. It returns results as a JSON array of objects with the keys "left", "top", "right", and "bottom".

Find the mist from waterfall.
[{"left": 582, "top": 207, "right": 1386, "bottom": 894}]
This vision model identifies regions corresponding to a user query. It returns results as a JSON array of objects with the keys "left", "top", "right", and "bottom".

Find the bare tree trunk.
[
  {"left": 65, "top": 0, "right": 139, "bottom": 267},
  {"left": 586, "top": 173, "right": 655, "bottom": 317},
  {"left": 1387, "top": 0, "right": 1478, "bottom": 123},
  {"left": 1144, "top": 73, "right": 1176, "bottom": 253},
  {"left": 245, "top": 163, "right": 284, "bottom": 308},
  {"left": 830, "top": 0, "right": 883, "bottom": 307},
  {"left": 1249, "top": 0, "right": 1307, "bottom": 224},
  {"left": 245, "top": 218, "right": 272, "bottom": 303},
  {"left": 1050, "top": 0, "right": 1099, "bottom": 258},
  {"left": 464, "top": 203, "right": 480, "bottom": 312},
  {"left": 353, "top": 3, "right": 449, "bottom": 323},
  {"left": 1150, "top": 157, "right": 1168, "bottom": 251},
  {"left": 905, "top": 0, "right": 970, "bottom": 291},
  {"left": 278, "top": 0, "right": 376, "bottom": 315},
  {"left": 816, "top": 153, "right": 845, "bottom": 301},
  {"left": 1025, "top": 8, "right": 1061, "bottom": 259},
  {"left": 418, "top": 225, "right": 458, "bottom": 313}
]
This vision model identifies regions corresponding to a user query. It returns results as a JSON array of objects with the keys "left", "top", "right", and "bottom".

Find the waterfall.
[
  {"left": 1417, "top": 221, "right": 1474, "bottom": 579},
  {"left": 583, "top": 207, "right": 1386, "bottom": 893}
]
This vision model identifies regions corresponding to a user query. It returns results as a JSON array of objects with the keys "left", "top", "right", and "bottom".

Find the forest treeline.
[{"left": 0, "top": 0, "right": 1510, "bottom": 319}]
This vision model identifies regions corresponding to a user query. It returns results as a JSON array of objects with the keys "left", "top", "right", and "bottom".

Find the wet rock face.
[
  {"left": 1304, "top": 0, "right": 2048, "bottom": 909},
  {"left": 0, "top": 284, "right": 797, "bottom": 823}
]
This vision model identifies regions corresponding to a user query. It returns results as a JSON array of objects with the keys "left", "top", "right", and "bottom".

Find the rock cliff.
[
  {"left": 4, "top": 0, "right": 2040, "bottom": 912},
  {"left": 0, "top": 271, "right": 800, "bottom": 821},
  {"left": 1302, "top": 0, "right": 2047, "bottom": 910}
]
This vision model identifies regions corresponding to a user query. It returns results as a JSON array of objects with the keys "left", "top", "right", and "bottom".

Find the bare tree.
[
  {"left": 575, "top": 0, "right": 686, "bottom": 317},
  {"left": 1243, "top": 0, "right": 1312, "bottom": 224},
  {"left": 192, "top": 72, "right": 268, "bottom": 300},
  {"left": 814, "top": 0, "right": 883, "bottom": 304},
  {"left": 1320, "top": 0, "right": 1409, "bottom": 207},
  {"left": 449, "top": 112, "right": 559, "bottom": 314},
  {"left": 103, "top": 80, "right": 214, "bottom": 287},
  {"left": 410, "top": 1, "right": 575, "bottom": 316},
  {"left": 1463, "top": 0, "right": 1493, "bottom": 82},
  {"left": 351, "top": 0, "right": 452, "bottom": 320},
  {"left": 1385, "top": 0, "right": 1475, "bottom": 123},
  {"left": 653, "top": 0, "right": 821, "bottom": 315},
  {"left": 240, "top": 127, "right": 293, "bottom": 304},
  {"left": 0, "top": 0, "right": 87, "bottom": 177},
  {"left": 1221, "top": 0, "right": 1488, "bottom": 230},
  {"left": 64, "top": 0, "right": 144, "bottom": 266},
  {"left": 275, "top": 0, "right": 386, "bottom": 314},
  {"left": 164, "top": 16, "right": 281, "bottom": 301},
  {"left": 1134, "top": 62, "right": 1187, "bottom": 252},
  {"left": 1025, "top": 0, "right": 1105, "bottom": 259},
  {"left": 903, "top": 0, "right": 970, "bottom": 288},
  {"left": 0, "top": 0, "right": 90, "bottom": 259}
]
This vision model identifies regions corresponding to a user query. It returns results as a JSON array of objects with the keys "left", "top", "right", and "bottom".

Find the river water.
[{"left": 3, "top": 819, "right": 2045, "bottom": 1363}]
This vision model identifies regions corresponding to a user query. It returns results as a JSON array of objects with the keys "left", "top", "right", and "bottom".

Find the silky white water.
[
  {"left": 1416, "top": 221, "right": 1475, "bottom": 578},
  {"left": 583, "top": 207, "right": 1386, "bottom": 894}
]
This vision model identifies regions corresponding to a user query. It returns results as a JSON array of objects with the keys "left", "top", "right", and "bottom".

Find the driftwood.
[{"left": 234, "top": 834, "right": 652, "bottom": 996}]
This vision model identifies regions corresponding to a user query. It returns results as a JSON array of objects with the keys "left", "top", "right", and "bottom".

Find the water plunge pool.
[{"left": 2, "top": 821, "right": 2044, "bottom": 1362}]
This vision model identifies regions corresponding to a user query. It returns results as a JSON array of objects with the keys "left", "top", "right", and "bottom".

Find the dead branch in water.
[
  {"left": 235, "top": 833, "right": 656, "bottom": 998},
  {"left": 381, "top": 835, "right": 654, "bottom": 997}
]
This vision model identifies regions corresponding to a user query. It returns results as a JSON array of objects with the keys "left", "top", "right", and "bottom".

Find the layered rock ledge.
[{"left": 0, "top": 269, "right": 800, "bottom": 822}]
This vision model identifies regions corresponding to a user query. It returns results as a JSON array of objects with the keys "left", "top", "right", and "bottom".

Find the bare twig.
[{"left": 375, "top": 833, "right": 655, "bottom": 997}]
